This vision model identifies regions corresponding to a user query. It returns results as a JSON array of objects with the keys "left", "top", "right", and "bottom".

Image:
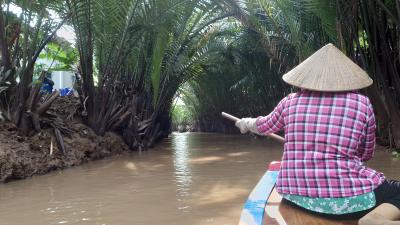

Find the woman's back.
[{"left": 257, "top": 90, "right": 385, "bottom": 198}]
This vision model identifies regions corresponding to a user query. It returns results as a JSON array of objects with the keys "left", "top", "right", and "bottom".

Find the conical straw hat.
[{"left": 282, "top": 43, "right": 373, "bottom": 91}]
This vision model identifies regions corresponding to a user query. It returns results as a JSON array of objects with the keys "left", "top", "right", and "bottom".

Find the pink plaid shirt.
[{"left": 257, "top": 90, "right": 385, "bottom": 198}]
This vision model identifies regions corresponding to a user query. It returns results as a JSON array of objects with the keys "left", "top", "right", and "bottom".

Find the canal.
[{"left": 0, "top": 133, "right": 397, "bottom": 225}]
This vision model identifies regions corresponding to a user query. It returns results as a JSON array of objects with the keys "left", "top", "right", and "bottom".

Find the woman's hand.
[{"left": 235, "top": 118, "right": 259, "bottom": 134}]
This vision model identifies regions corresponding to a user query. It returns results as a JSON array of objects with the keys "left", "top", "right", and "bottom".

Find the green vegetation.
[
  {"left": 179, "top": 0, "right": 400, "bottom": 152},
  {"left": 67, "top": 0, "right": 232, "bottom": 149},
  {"left": 0, "top": 0, "right": 69, "bottom": 134},
  {"left": 179, "top": 0, "right": 333, "bottom": 133},
  {"left": 1, "top": 0, "right": 399, "bottom": 153},
  {"left": 38, "top": 42, "right": 77, "bottom": 72},
  {"left": 171, "top": 103, "right": 195, "bottom": 132}
]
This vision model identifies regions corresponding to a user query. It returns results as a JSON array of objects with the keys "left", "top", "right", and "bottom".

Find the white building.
[{"left": 50, "top": 71, "right": 75, "bottom": 90}]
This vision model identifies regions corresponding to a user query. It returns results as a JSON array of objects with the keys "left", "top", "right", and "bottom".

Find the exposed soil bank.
[
  {"left": 0, "top": 122, "right": 129, "bottom": 182},
  {"left": 0, "top": 96, "right": 130, "bottom": 182}
]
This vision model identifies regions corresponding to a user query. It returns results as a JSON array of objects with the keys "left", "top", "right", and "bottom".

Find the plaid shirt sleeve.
[
  {"left": 358, "top": 101, "right": 376, "bottom": 162},
  {"left": 256, "top": 96, "right": 287, "bottom": 135}
]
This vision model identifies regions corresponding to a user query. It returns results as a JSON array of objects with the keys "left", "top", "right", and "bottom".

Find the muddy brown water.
[{"left": 0, "top": 133, "right": 399, "bottom": 225}]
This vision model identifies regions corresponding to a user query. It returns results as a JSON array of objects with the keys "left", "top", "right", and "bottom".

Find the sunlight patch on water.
[
  {"left": 227, "top": 152, "right": 251, "bottom": 157},
  {"left": 196, "top": 184, "right": 249, "bottom": 205},
  {"left": 124, "top": 162, "right": 137, "bottom": 170},
  {"left": 189, "top": 156, "right": 224, "bottom": 164}
]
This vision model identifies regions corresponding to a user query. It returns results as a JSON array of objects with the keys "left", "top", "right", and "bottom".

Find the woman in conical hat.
[{"left": 235, "top": 43, "right": 400, "bottom": 225}]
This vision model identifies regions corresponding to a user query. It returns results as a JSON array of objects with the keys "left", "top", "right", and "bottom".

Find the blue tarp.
[{"left": 59, "top": 88, "right": 73, "bottom": 96}]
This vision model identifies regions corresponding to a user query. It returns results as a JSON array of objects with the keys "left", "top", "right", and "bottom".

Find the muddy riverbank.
[
  {"left": 0, "top": 96, "right": 131, "bottom": 182},
  {"left": 0, "top": 120, "right": 129, "bottom": 182}
]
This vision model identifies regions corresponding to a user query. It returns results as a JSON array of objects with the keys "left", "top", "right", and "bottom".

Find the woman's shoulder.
[{"left": 345, "top": 91, "right": 372, "bottom": 105}]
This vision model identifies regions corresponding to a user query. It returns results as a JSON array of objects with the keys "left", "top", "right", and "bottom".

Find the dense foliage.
[
  {"left": 179, "top": 0, "right": 400, "bottom": 150},
  {"left": 179, "top": 0, "right": 334, "bottom": 133},
  {"left": 67, "top": 0, "right": 232, "bottom": 149},
  {"left": 1, "top": 0, "right": 400, "bottom": 151}
]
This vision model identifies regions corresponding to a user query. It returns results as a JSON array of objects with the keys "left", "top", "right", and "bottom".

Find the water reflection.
[{"left": 172, "top": 133, "right": 192, "bottom": 212}]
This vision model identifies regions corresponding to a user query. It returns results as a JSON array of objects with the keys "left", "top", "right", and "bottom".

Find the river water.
[{"left": 0, "top": 133, "right": 398, "bottom": 225}]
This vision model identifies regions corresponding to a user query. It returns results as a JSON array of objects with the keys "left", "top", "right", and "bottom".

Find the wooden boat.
[{"left": 239, "top": 161, "right": 358, "bottom": 225}]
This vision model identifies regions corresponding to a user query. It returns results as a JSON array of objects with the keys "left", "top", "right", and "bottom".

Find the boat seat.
[{"left": 264, "top": 188, "right": 358, "bottom": 225}]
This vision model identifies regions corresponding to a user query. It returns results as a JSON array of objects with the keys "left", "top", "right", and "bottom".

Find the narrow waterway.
[{"left": 0, "top": 133, "right": 398, "bottom": 225}]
